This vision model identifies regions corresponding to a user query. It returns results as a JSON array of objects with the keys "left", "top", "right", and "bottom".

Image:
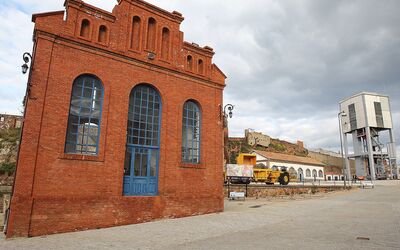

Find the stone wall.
[
  {"left": 308, "top": 151, "right": 356, "bottom": 175},
  {"left": 224, "top": 184, "right": 346, "bottom": 198}
]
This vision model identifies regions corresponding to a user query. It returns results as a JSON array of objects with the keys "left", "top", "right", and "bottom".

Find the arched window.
[
  {"left": 98, "top": 25, "right": 108, "bottom": 43},
  {"left": 65, "top": 75, "right": 103, "bottom": 155},
  {"left": 312, "top": 169, "right": 317, "bottom": 178},
  {"left": 318, "top": 170, "right": 323, "bottom": 178},
  {"left": 146, "top": 18, "right": 156, "bottom": 51},
  {"left": 130, "top": 16, "right": 141, "bottom": 50},
  {"left": 80, "top": 19, "right": 91, "bottom": 38},
  {"left": 123, "top": 84, "right": 162, "bottom": 196},
  {"left": 187, "top": 55, "right": 193, "bottom": 71},
  {"left": 182, "top": 100, "right": 201, "bottom": 163},
  {"left": 289, "top": 167, "right": 297, "bottom": 178},
  {"left": 198, "top": 59, "right": 204, "bottom": 74},
  {"left": 161, "top": 27, "right": 170, "bottom": 60},
  {"left": 306, "top": 169, "right": 311, "bottom": 177},
  {"left": 125, "top": 85, "right": 161, "bottom": 147}
]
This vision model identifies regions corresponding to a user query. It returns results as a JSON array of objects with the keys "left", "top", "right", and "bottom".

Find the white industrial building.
[
  {"left": 324, "top": 172, "right": 344, "bottom": 181},
  {"left": 339, "top": 92, "right": 398, "bottom": 180},
  {"left": 252, "top": 150, "right": 325, "bottom": 181}
]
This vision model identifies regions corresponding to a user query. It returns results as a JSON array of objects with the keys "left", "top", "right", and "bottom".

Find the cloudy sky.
[{"left": 1, "top": 0, "right": 399, "bottom": 156}]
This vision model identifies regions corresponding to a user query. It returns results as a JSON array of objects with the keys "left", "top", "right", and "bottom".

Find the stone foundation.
[{"left": 224, "top": 184, "right": 348, "bottom": 198}]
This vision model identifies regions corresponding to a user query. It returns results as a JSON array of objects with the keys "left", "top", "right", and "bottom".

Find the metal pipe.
[{"left": 338, "top": 111, "right": 347, "bottom": 188}]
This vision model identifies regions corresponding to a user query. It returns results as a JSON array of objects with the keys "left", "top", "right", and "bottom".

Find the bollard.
[{"left": 227, "top": 180, "right": 230, "bottom": 198}]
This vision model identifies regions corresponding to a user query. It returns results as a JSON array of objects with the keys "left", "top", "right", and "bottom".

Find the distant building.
[
  {"left": 308, "top": 149, "right": 356, "bottom": 176},
  {"left": 324, "top": 172, "right": 344, "bottom": 181},
  {"left": 0, "top": 114, "right": 22, "bottom": 130},
  {"left": 339, "top": 92, "right": 398, "bottom": 180},
  {"left": 252, "top": 150, "right": 325, "bottom": 181},
  {"left": 310, "top": 148, "right": 342, "bottom": 158},
  {"left": 245, "top": 129, "right": 271, "bottom": 147}
]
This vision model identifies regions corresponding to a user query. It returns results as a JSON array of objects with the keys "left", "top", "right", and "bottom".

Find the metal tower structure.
[{"left": 339, "top": 92, "right": 398, "bottom": 180}]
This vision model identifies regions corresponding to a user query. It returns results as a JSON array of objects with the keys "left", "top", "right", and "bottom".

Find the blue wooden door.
[{"left": 123, "top": 85, "right": 161, "bottom": 196}]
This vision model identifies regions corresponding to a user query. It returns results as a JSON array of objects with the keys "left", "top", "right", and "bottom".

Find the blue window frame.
[
  {"left": 123, "top": 84, "right": 161, "bottom": 196},
  {"left": 125, "top": 85, "right": 161, "bottom": 147},
  {"left": 65, "top": 74, "right": 103, "bottom": 155},
  {"left": 182, "top": 101, "right": 201, "bottom": 164}
]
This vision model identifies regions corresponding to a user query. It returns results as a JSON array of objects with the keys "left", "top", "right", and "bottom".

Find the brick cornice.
[{"left": 183, "top": 42, "right": 215, "bottom": 57}]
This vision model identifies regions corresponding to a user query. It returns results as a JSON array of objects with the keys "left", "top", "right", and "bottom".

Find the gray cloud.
[{"left": 1, "top": 0, "right": 399, "bottom": 158}]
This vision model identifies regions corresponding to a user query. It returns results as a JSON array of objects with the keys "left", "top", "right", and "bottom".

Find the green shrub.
[
  {"left": 271, "top": 143, "right": 286, "bottom": 152},
  {"left": 0, "top": 162, "right": 16, "bottom": 174}
]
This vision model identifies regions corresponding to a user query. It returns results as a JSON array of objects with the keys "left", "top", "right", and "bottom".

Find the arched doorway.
[
  {"left": 298, "top": 168, "right": 304, "bottom": 181},
  {"left": 312, "top": 169, "right": 317, "bottom": 178},
  {"left": 123, "top": 84, "right": 162, "bottom": 196},
  {"left": 306, "top": 169, "right": 311, "bottom": 178}
]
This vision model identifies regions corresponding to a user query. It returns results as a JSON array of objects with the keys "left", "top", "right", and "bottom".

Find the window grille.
[
  {"left": 65, "top": 75, "right": 103, "bottom": 155},
  {"left": 182, "top": 101, "right": 201, "bottom": 163},
  {"left": 126, "top": 85, "right": 161, "bottom": 147}
]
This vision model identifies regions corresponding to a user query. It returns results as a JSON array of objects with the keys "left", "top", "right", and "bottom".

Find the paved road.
[{"left": 1, "top": 180, "right": 399, "bottom": 249}]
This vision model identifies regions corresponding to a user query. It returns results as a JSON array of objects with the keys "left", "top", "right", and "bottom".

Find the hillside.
[{"left": 227, "top": 136, "right": 308, "bottom": 164}]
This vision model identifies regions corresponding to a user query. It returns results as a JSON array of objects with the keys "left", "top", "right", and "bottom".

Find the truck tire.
[{"left": 279, "top": 172, "right": 290, "bottom": 185}]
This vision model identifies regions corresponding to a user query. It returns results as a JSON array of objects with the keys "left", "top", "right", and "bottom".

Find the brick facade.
[{"left": 6, "top": 0, "right": 226, "bottom": 237}]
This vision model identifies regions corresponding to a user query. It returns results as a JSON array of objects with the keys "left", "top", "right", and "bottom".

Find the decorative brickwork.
[{"left": 6, "top": 0, "right": 226, "bottom": 237}]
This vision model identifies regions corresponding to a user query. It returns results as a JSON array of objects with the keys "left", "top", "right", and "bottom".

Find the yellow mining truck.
[{"left": 237, "top": 153, "right": 290, "bottom": 185}]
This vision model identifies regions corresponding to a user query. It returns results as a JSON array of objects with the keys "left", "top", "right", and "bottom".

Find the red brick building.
[{"left": 6, "top": 0, "right": 226, "bottom": 237}]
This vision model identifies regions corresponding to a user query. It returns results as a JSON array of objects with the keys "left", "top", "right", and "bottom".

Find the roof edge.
[
  {"left": 212, "top": 64, "right": 227, "bottom": 79},
  {"left": 183, "top": 42, "right": 215, "bottom": 56},
  {"left": 339, "top": 91, "right": 390, "bottom": 104},
  {"left": 252, "top": 150, "right": 326, "bottom": 167},
  {"left": 32, "top": 10, "right": 65, "bottom": 22}
]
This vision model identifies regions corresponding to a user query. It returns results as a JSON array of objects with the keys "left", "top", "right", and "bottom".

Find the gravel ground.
[{"left": 1, "top": 180, "right": 399, "bottom": 250}]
